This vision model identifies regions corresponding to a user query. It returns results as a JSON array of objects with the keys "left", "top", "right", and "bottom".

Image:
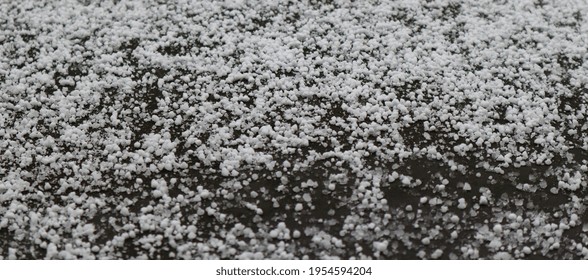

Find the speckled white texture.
[{"left": 1, "top": 0, "right": 588, "bottom": 259}]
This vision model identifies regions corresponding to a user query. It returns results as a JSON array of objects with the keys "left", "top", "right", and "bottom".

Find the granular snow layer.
[{"left": 1, "top": 0, "right": 588, "bottom": 259}]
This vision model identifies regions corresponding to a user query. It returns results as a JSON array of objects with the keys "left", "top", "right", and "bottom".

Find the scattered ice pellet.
[
  {"left": 493, "top": 224, "right": 503, "bottom": 234},
  {"left": 457, "top": 198, "right": 467, "bottom": 209},
  {"left": 294, "top": 203, "right": 303, "bottom": 212},
  {"left": 431, "top": 249, "right": 443, "bottom": 259}
]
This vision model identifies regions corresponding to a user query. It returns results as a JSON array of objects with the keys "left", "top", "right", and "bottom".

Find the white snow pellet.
[
  {"left": 431, "top": 249, "right": 443, "bottom": 259},
  {"left": 295, "top": 203, "right": 303, "bottom": 211},
  {"left": 457, "top": 198, "right": 467, "bottom": 209},
  {"left": 421, "top": 237, "right": 431, "bottom": 245},
  {"left": 493, "top": 224, "right": 503, "bottom": 234}
]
